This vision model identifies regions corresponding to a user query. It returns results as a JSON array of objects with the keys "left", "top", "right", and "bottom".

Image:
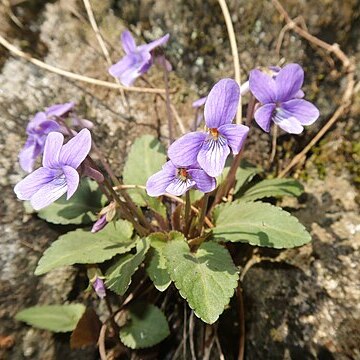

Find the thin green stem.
[
  {"left": 197, "top": 193, "right": 209, "bottom": 236},
  {"left": 184, "top": 191, "right": 191, "bottom": 236}
]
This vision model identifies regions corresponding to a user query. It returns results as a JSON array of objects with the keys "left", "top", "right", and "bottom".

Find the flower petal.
[
  {"left": 192, "top": 96, "right": 207, "bottom": 108},
  {"left": 45, "top": 102, "right": 75, "bottom": 118},
  {"left": 197, "top": 137, "right": 230, "bottom": 177},
  {"left": 204, "top": 79, "right": 240, "bottom": 128},
  {"left": 14, "top": 167, "right": 58, "bottom": 200},
  {"left": 168, "top": 132, "right": 206, "bottom": 167},
  {"left": 108, "top": 55, "right": 134, "bottom": 78},
  {"left": 187, "top": 169, "right": 216, "bottom": 193},
  {"left": 59, "top": 129, "right": 92, "bottom": 168},
  {"left": 19, "top": 139, "right": 38, "bottom": 173},
  {"left": 249, "top": 69, "right": 277, "bottom": 103},
  {"left": 138, "top": 34, "right": 170, "bottom": 52},
  {"left": 281, "top": 99, "right": 320, "bottom": 125},
  {"left": 275, "top": 63, "right": 304, "bottom": 102},
  {"left": 30, "top": 176, "right": 68, "bottom": 210},
  {"left": 109, "top": 52, "right": 151, "bottom": 86},
  {"left": 63, "top": 165, "right": 80, "bottom": 199},
  {"left": 121, "top": 30, "right": 137, "bottom": 54},
  {"left": 42, "top": 132, "right": 64, "bottom": 168},
  {"left": 165, "top": 178, "right": 195, "bottom": 196},
  {"left": 146, "top": 161, "right": 177, "bottom": 197},
  {"left": 218, "top": 124, "right": 249, "bottom": 154},
  {"left": 254, "top": 103, "right": 276, "bottom": 132},
  {"left": 276, "top": 116, "right": 304, "bottom": 134}
]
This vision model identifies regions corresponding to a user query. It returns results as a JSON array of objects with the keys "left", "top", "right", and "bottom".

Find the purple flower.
[
  {"left": 168, "top": 79, "right": 249, "bottom": 177},
  {"left": 19, "top": 102, "right": 77, "bottom": 173},
  {"left": 45, "top": 102, "right": 75, "bottom": 118},
  {"left": 91, "top": 214, "right": 108, "bottom": 233},
  {"left": 249, "top": 63, "right": 320, "bottom": 134},
  {"left": 146, "top": 161, "right": 216, "bottom": 197},
  {"left": 109, "top": 30, "right": 170, "bottom": 86},
  {"left": 14, "top": 129, "right": 92, "bottom": 210},
  {"left": 92, "top": 277, "right": 106, "bottom": 299}
]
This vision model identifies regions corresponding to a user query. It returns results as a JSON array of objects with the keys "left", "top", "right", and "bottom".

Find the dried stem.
[
  {"left": 271, "top": 0, "right": 356, "bottom": 177},
  {"left": 82, "top": 0, "right": 127, "bottom": 106},
  {"left": 0, "top": 34, "right": 166, "bottom": 94},
  {"left": 218, "top": 0, "right": 242, "bottom": 123},
  {"left": 159, "top": 58, "right": 175, "bottom": 145},
  {"left": 140, "top": 76, "right": 186, "bottom": 134},
  {"left": 236, "top": 284, "right": 245, "bottom": 360},
  {"left": 98, "top": 323, "right": 107, "bottom": 360}
]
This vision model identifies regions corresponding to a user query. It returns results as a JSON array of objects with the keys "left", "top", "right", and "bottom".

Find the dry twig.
[
  {"left": 218, "top": 0, "right": 242, "bottom": 123},
  {"left": 0, "top": 34, "right": 167, "bottom": 94}
]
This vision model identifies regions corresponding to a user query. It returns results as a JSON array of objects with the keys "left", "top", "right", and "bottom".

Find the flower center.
[
  {"left": 209, "top": 128, "right": 219, "bottom": 139},
  {"left": 178, "top": 168, "right": 189, "bottom": 181}
]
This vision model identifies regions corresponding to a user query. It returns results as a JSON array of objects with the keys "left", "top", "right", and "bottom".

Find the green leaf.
[
  {"left": 123, "top": 135, "right": 167, "bottom": 217},
  {"left": 35, "top": 220, "right": 135, "bottom": 275},
  {"left": 15, "top": 304, "right": 86, "bottom": 332},
  {"left": 234, "top": 160, "right": 261, "bottom": 194},
  {"left": 239, "top": 178, "right": 304, "bottom": 202},
  {"left": 105, "top": 238, "right": 150, "bottom": 295},
  {"left": 37, "top": 179, "right": 105, "bottom": 225},
  {"left": 146, "top": 233, "right": 171, "bottom": 291},
  {"left": 212, "top": 201, "right": 311, "bottom": 248},
  {"left": 163, "top": 232, "right": 238, "bottom": 324},
  {"left": 119, "top": 303, "right": 170, "bottom": 349}
]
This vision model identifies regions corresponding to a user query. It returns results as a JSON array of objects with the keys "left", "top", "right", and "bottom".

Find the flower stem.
[
  {"left": 91, "top": 141, "right": 152, "bottom": 231},
  {"left": 159, "top": 56, "right": 175, "bottom": 145},
  {"left": 184, "top": 191, "right": 191, "bottom": 236},
  {"left": 197, "top": 193, "right": 209, "bottom": 235}
]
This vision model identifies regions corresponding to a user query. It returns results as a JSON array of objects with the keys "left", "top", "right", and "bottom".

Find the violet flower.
[
  {"left": 249, "top": 63, "right": 319, "bottom": 134},
  {"left": 109, "top": 30, "right": 170, "bottom": 86},
  {"left": 168, "top": 79, "right": 249, "bottom": 177},
  {"left": 14, "top": 129, "right": 92, "bottom": 210},
  {"left": 146, "top": 161, "right": 216, "bottom": 197},
  {"left": 19, "top": 102, "right": 76, "bottom": 173},
  {"left": 92, "top": 277, "right": 106, "bottom": 299},
  {"left": 91, "top": 214, "right": 108, "bottom": 233},
  {"left": 19, "top": 112, "right": 60, "bottom": 173}
]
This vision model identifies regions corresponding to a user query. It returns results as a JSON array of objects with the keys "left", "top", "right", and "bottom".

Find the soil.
[{"left": 0, "top": 0, "right": 359, "bottom": 359}]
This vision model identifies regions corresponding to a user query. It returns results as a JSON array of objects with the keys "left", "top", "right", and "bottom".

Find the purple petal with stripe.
[
  {"left": 30, "top": 175, "right": 68, "bottom": 210},
  {"left": 59, "top": 129, "right": 92, "bottom": 168},
  {"left": 254, "top": 103, "right": 276, "bottom": 132},
  {"left": 146, "top": 161, "right": 176, "bottom": 197},
  {"left": 168, "top": 132, "right": 206, "bottom": 167},
  {"left": 187, "top": 169, "right": 216, "bottom": 193},
  {"left": 14, "top": 167, "right": 58, "bottom": 200},
  {"left": 165, "top": 178, "right": 195, "bottom": 196},
  {"left": 218, "top": 124, "right": 249, "bottom": 154},
  {"left": 197, "top": 137, "right": 230, "bottom": 177},
  {"left": 204, "top": 79, "right": 240, "bottom": 128},
  {"left": 249, "top": 69, "right": 277, "bottom": 104},
  {"left": 275, "top": 63, "right": 304, "bottom": 102},
  {"left": 63, "top": 165, "right": 80, "bottom": 199},
  {"left": 276, "top": 116, "right": 304, "bottom": 134},
  {"left": 281, "top": 99, "right": 319, "bottom": 125},
  {"left": 42, "top": 132, "right": 64, "bottom": 168}
]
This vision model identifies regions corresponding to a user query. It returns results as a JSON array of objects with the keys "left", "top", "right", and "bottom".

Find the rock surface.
[{"left": 0, "top": 0, "right": 359, "bottom": 359}]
